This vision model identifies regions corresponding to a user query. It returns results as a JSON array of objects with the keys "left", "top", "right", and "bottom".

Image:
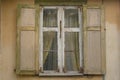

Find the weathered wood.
[
  {"left": 83, "top": 5, "right": 105, "bottom": 75},
  {"left": 20, "top": 31, "right": 35, "bottom": 71},
  {"left": 16, "top": 4, "right": 39, "bottom": 75},
  {"left": 86, "top": 31, "right": 101, "bottom": 74}
]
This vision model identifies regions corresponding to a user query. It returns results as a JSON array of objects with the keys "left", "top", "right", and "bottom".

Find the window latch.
[{"left": 60, "top": 20, "right": 62, "bottom": 38}]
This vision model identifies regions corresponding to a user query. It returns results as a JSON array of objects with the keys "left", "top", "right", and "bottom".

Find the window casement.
[
  {"left": 16, "top": 4, "right": 105, "bottom": 76},
  {"left": 39, "top": 7, "right": 83, "bottom": 75}
]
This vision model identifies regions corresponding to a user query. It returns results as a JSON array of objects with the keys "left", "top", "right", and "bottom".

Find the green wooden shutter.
[
  {"left": 83, "top": 5, "right": 105, "bottom": 75},
  {"left": 16, "top": 5, "right": 40, "bottom": 75}
]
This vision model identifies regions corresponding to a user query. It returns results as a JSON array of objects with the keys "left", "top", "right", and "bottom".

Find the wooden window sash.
[{"left": 39, "top": 6, "right": 83, "bottom": 74}]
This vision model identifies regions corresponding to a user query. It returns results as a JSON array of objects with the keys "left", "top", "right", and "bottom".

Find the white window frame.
[{"left": 39, "top": 6, "right": 83, "bottom": 76}]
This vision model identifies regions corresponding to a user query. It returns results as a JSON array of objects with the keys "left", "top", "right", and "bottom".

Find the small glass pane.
[
  {"left": 64, "top": 9, "right": 79, "bottom": 28},
  {"left": 65, "top": 32, "right": 79, "bottom": 71},
  {"left": 43, "top": 32, "right": 58, "bottom": 70},
  {"left": 43, "top": 9, "right": 57, "bottom": 27}
]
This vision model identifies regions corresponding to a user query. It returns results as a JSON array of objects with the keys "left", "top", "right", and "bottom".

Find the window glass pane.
[
  {"left": 43, "top": 9, "right": 57, "bottom": 27},
  {"left": 64, "top": 9, "right": 79, "bottom": 28},
  {"left": 43, "top": 32, "right": 58, "bottom": 70},
  {"left": 65, "top": 32, "right": 79, "bottom": 71}
]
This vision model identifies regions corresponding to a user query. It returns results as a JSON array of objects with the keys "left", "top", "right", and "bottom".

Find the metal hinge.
[
  {"left": 56, "top": 67, "right": 60, "bottom": 72},
  {"left": 79, "top": 67, "right": 84, "bottom": 73},
  {"left": 39, "top": 67, "right": 44, "bottom": 73},
  {"left": 63, "top": 67, "right": 67, "bottom": 73}
]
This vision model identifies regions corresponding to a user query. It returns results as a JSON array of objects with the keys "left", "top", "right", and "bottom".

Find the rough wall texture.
[
  {"left": 104, "top": 0, "right": 120, "bottom": 80},
  {"left": 0, "top": 0, "right": 120, "bottom": 80}
]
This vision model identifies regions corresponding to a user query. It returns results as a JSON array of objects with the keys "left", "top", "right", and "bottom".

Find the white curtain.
[{"left": 43, "top": 9, "right": 80, "bottom": 71}]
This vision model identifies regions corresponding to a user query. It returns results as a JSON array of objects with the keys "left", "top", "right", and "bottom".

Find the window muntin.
[{"left": 40, "top": 6, "right": 82, "bottom": 74}]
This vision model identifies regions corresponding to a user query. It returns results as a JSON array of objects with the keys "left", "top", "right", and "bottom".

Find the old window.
[
  {"left": 39, "top": 7, "right": 83, "bottom": 75},
  {"left": 16, "top": 5, "right": 105, "bottom": 76}
]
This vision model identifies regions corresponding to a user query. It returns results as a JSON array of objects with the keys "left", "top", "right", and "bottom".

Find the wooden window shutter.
[
  {"left": 16, "top": 5, "right": 40, "bottom": 75},
  {"left": 83, "top": 5, "right": 105, "bottom": 75}
]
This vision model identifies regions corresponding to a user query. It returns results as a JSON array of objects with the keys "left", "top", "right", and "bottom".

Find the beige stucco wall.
[
  {"left": 0, "top": 0, "right": 120, "bottom": 80},
  {"left": 104, "top": 0, "right": 120, "bottom": 80}
]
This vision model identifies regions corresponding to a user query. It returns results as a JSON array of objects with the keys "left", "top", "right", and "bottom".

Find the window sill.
[{"left": 39, "top": 71, "right": 83, "bottom": 76}]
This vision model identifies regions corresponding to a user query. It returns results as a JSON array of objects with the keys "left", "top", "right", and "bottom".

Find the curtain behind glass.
[
  {"left": 42, "top": 8, "right": 80, "bottom": 71},
  {"left": 43, "top": 32, "right": 58, "bottom": 70},
  {"left": 65, "top": 32, "right": 79, "bottom": 71},
  {"left": 43, "top": 9, "right": 58, "bottom": 70},
  {"left": 64, "top": 9, "right": 79, "bottom": 71}
]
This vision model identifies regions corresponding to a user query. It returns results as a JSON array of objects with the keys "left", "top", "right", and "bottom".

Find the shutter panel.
[
  {"left": 16, "top": 5, "right": 40, "bottom": 75},
  {"left": 83, "top": 5, "right": 105, "bottom": 75}
]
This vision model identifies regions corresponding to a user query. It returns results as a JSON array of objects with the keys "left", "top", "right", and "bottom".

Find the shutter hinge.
[
  {"left": 39, "top": 67, "right": 44, "bottom": 73},
  {"left": 104, "top": 28, "right": 106, "bottom": 31},
  {"left": 56, "top": 67, "right": 60, "bottom": 72},
  {"left": 79, "top": 67, "right": 84, "bottom": 73},
  {"left": 63, "top": 67, "right": 67, "bottom": 73},
  {"left": 14, "top": 69, "right": 16, "bottom": 72},
  {"left": 35, "top": 70, "right": 39, "bottom": 75}
]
